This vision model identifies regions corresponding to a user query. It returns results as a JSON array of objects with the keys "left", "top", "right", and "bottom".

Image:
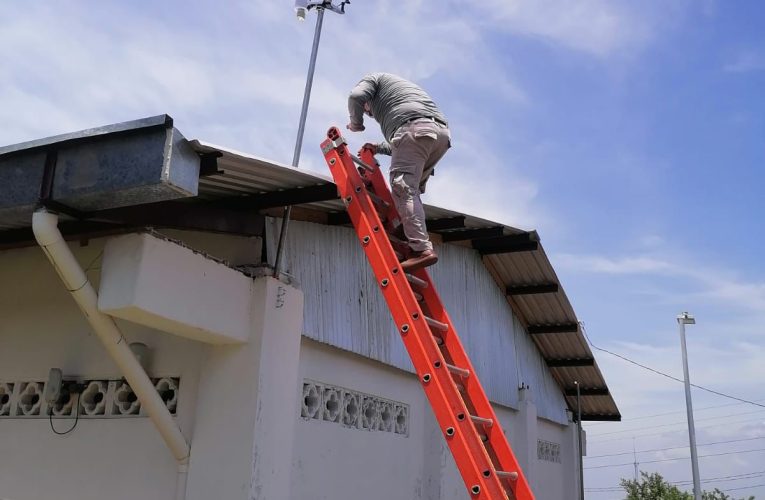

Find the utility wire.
[
  {"left": 587, "top": 399, "right": 765, "bottom": 426},
  {"left": 586, "top": 470, "right": 765, "bottom": 492},
  {"left": 588, "top": 408, "right": 765, "bottom": 437},
  {"left": 584, "top": 446, "right": 765, "bottom": 470},
  {"left": 590, "top": 414, "right": 765, "bottom": 444},
  {"left": 586, "top": 435, "right": 765, "bottom": 459},
  {"left": 725, "top": 482, "right": 765, "bottom": 492},
  {"left": 581, "top": 325, "right": 765, "bottom": 408}
]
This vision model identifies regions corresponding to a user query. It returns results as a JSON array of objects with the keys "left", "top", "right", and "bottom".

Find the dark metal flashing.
[
  {"left": 506, "top": 283, "right": 559, "bottom": 296},
  {"left": 580, "top": 413, "right": 621, "bottom": 422},
  {"left": 439, "top": 226, "right": 504, "bottom": 242},
  {"left": 545, "top": 358, "right": 595, "bottom": 368},
  {"left": 198, "top": 151, "right": 223, "bottom": 177},
  {"left": 527, "top": 323, "right": 579, "bottom": 335},
  {"left": 564, "top": 387, "right": 610, "bottom": 397},
  {"left": 0, "top": 115, "right": 172, "bottom": 158}
]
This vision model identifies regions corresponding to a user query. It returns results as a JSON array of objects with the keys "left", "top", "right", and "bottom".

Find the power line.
[
  {"left": 586, "top": 435, "right": 765, "bottom": 459},
  {"left": 590, "top": 414, "right": 765, "bottom": 444},
  {"left": 581, "top": 325, "right": 765, "bottom": 409},
  {"left": 673, "top": 470, "right": 765, "bottom": 486},
  {"left": 587, "top": 399, "right": 765, "bottom": 426},
  {"left": 588, "top": 409, "right": 765, "bottom": 437},
  {"left": 587, "top": 469, "right": 765, "bottom": 491},
  {"left": 584, "top": 446, "right": 765, "bottom": 470},
  {"left": 725, "top": 482, "right": 765, "bottom": 492}
]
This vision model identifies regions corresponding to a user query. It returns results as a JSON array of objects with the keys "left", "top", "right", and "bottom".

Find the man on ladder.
[{"left": 346, "top": 72, "right": 451, "bottom": 271}]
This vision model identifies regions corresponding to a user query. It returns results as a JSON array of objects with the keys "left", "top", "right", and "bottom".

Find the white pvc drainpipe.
[{"left": 32, "top": 209, "right": 190, "bottom": 497}]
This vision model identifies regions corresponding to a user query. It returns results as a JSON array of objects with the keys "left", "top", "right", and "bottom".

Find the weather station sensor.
[{"left": 294, "top": 0, "right": 349, "bottom": 21}]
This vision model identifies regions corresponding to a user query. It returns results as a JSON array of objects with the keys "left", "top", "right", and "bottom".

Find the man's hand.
[
  {"left": 361, "top": 142, "right": 378, "bottom": 154},
  {"left": 346, "top": 122, "right": 365, "bottom": 132}
]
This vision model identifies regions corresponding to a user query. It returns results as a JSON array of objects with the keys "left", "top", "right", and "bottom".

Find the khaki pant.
[{"left": 389, "top": 118, "right": 451, "bottom": 253}]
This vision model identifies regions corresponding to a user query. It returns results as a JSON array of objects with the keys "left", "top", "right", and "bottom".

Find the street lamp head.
[{"left": 677, "top": 311, "right": 696, "bottom": 325}]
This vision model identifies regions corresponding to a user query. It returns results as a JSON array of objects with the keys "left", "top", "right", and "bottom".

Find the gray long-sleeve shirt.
[{"left": 348, "top": 73, "right": 448, "bottom": 154}]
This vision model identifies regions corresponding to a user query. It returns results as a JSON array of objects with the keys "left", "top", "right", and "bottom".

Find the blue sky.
[{"left": 2, "top": 1, "right": 764, "bottom": 497}]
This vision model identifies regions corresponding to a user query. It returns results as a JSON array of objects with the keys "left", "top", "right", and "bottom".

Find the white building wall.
[
  {"left": 0, "top": 241, "right": 205, "bottom": 500},
  {"left": 1, "top": 228, "right": 581, "bottom": 500},
  {"left": 293, "top": 338, "right": 579, "bottom": 500}
]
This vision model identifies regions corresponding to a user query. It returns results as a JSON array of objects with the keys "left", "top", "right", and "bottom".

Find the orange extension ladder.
[{"left": 320, "top": 127, "right": 535, "bottom": 500}]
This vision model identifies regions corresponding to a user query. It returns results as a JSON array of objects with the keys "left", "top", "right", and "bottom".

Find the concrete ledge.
[{"left": 98, "top": 232, "right": 252, "bottom": 344}]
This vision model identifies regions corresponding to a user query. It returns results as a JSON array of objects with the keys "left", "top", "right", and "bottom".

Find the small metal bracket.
[{"left": 321, "top": 137, "right": 347, "bottom": 154}]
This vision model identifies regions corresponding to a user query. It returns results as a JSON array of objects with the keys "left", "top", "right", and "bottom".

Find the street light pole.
[
  {"left": 677, "top": 311, "right": 701, "bottom": 500},
  {"left": 273, "top": 1, "right": 348, "bottom": 278},
  {"left": 575, "top": 381, "right": 584, "bottom": 500}
]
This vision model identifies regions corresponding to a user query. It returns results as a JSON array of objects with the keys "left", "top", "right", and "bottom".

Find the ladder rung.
[
  {"left": 434, "top": 335, "right": 444, "bottom": 346},
  {"left": 424, "top": 316, "right": 448, "bottom": 332},
  {"left": 350, "top": 153, "right": 375, "bottom": 172},
  {"left": 496, "top": 470, "right": 519, "bottom": 481},
  {"left": 446, "top": 363, "right": 470, "bottom": 378},
  {"left": 413, "top": 291, "right": 423, "bottom": 302},
  {"left": 368, "top": 191, "right": 390, "bottom": 209},
  {"left": 470, "top": 415, "right": 493, "bottom": 427},
  {"left": 406, "top": 273, "right": 427, "bottom": 288}
]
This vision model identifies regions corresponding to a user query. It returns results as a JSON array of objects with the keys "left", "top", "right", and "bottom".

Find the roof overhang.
[{"left": 0, "top": 116, "right": 620, "bottom": 421}]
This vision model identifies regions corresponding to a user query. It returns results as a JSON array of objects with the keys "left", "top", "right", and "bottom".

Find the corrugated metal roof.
[{"left": 190, "top": 140, "right": 621, "bottom": 421}]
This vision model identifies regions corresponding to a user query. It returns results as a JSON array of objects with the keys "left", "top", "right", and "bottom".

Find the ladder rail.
[
  {"left": 321, "top": 128, "right": 534, "bottom": 500},
  {"left": 356, "top": 145, "right": 534, "bottom": 500}
]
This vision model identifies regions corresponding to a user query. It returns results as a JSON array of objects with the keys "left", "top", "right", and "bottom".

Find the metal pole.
[
  {"left": 678, "top": 312, "right": 701, "bottom": 500},
  {"left": 273, "top": 6, "right": 326, "bottom": 277},
  {"left": 576, "top": 381, "right": 584, "bottom": 500},
  {"left": 633, "top": 438, "right": 639, "bottom": 481}
]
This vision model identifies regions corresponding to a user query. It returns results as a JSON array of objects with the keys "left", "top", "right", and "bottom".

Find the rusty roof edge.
[
  {"left": 190, "top": 139, "right": 336, "bottom": 184},
  {"left": 529, "top": 242, "right": 620, "bottom": 418}
]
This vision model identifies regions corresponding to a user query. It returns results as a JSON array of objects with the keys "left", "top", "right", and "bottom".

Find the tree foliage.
[{"left": 620, "top": 472, "right": 755, "bottom": 500}]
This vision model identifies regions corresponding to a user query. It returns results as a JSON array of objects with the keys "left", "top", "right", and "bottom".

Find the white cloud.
[
  {"left": 555, "top": 254, "right": 676, "bottom": 274},
  {"left": 555, "top": 250, "right": 765, "bottom": 316},
  {"left": 473, "top": 0, "right": 661, "bottom": 57}
]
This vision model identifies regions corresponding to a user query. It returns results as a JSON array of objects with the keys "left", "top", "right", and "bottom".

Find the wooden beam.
[
  {"left": 95, "top": 201, "right": 265, "bottom": 237},
  {"left": 439, "top": 226, "right": 504, "bottom": 242},
  {"left": 472, "top": 232, "right": 539, "bottom": 255},
  {"left": 564, "top": 387, "right": 610, "bottom": 397},
  {"left": 217, "top": 183, "right": 338, "bottom": 211},
  {"left": 527, "top": 323, "right": 579, "bottom": 335},
  {"left": 545, "top": 358, "right": 595, "bottom": 368},
  {"left": 327, "top": 212, "right": 470, "bottom": 232},
  {"left": 426, "top": 216, "right": 466, "bottom": 231},
  {"left": 327, "top": 211, "right": 351, "bottom": 225},
  {"left": 0, "top": 221, "right": 136, "bottom": 250},
  {"left": 506, "top": 283, "right": 559, "bottom": 296}
]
